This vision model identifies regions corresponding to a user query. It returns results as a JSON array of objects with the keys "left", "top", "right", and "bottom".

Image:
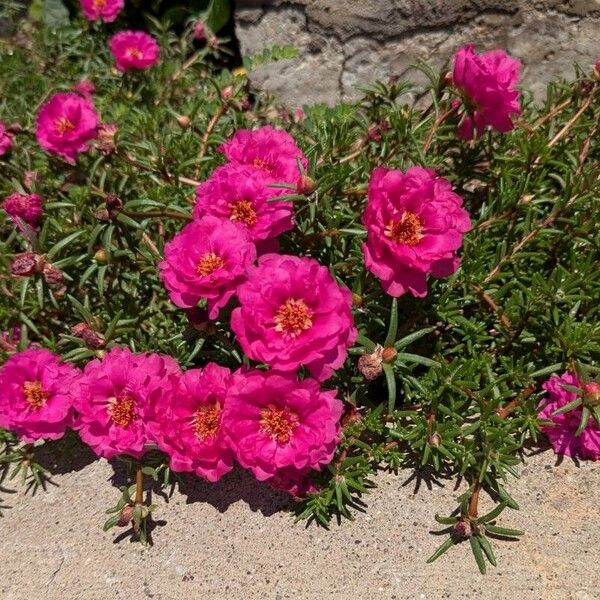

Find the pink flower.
[
  {"left": 109, "top": 31, "right": 160, "bottom": 72},
  {"left": 231, "top": 254, "right": 357, "bottom": 381},
  {"left": 73, "top": 347, "right": 181, "bottom": 459},
  {"left": 0, "top": 326, "right": 21, "bottom": 354},
  {"left": 0, "top": 349, "right": 78, "bottom": 442},
  {"left": 79, "top": 0, "right": 123, "bottom": 22},
  {"left": 72, "top": 79, "right": 95, "bottom": 99},
  {"left": 159, "top": 215, "right": 256, "bottom": 318},
  {"left": 362, "top": 166, "right": 471, "bottom": 298},
  {"left": 153, "top": 363, "right": 234, "bottom": 482},
  {"left": 0, "top": 121, "right": 13, "bottom": 156},
  {"left": 36, "top": 93, "right": 99, "bottom": 162},
  {"left": 219, "top": 126, "right": 308, "bottom": 191},
  {"left": 223, "top": 370, "right": 343, "bottom": 482},
  {"left": 452, "top": 45, "right": 521, "bottom": 139},
  {"left": 538, "top": 372, "right": 600, "bottom": 461},
  {"left": 2, "top": 192, "right": 43, "bottom": 228},
  {"left": 194, "top": 164, "right": 294, "bottom": 242},
  {"left": 193, "top": 20, "right": 206, "bottom": 41}
]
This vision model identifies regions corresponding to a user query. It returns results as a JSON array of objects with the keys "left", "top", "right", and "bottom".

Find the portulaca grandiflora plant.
[{"left": 1, "top": 0, "right": 599, "bottom": 573}]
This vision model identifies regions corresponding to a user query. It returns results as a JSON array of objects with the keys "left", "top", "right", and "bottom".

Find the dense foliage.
[{"left": 1, "top": 1, "right": 599, "bottom": 571}]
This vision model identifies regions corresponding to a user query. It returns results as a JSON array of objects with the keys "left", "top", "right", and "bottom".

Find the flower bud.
[
  {"left": 117, "top": 505, "right": 134, "bottom": 527},
  {"left": 71, "top": 322, "right": 106, "bottom": 349},
  {"left": 95, "top": 194, "right": 123, "bottom": 222},
  {"left": 352, "top": 293, "right": 363, "bottom": 307},
  {"left": 177, "top": 115, "right": 191, "bottom": 129},
  {"left": 428, "top": 432, "right": 441, "bottom": 447},
  {"left": 452, "top": 518, "right": 472, "bottom": 539},
  {"left": 193, "top": 20, "right": 206, "bottom": 41},
  {"left": 297, "top": 174, "right": 316, "bottom": 195},
  {"left": 381, "top": 346, "right": 397, "bottom": 364},
  {"left": 221, "top": 86, "right": 233, "bottom": 100},
  {"left": 240, "top": 97, "right": 251, "bottom": 111},
  {"left": 357, "top": 345, "right": 384, "bottom": 381},
  {"left": 10, "top": 252, "right": 44, "bottom": 277},
  {"left": 583, "top": 382, "right": 600, "bottom": 406},
  {"left": 43, "top": 263, "right": 64, "bottom": 288},
  {"left": 23, "top": 170, "right": 38, "bottom": 190},
  {"left": 94, "top": 249, "right": 109, "bottom": 264}
]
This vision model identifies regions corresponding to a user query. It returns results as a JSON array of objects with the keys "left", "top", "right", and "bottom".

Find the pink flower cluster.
[
  {"left": 362, "top": 166, "right": 471, "bottom": 297},
  {"left": 452, "top": 45, "right": 522, "bottom": 139},
  {"left": 0, "top": 346, "right": 343, "bottom": 495},
  {"left": 2, "top": 192, "right": 43, "bottom": 228},
  {"left": 539, "top": 372, "right": 600, "bottom": 460}
]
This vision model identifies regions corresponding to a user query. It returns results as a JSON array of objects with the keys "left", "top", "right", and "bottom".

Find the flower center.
[
  {"left": 274, "top": 298, "right": 313, "bottom": 338},
  {"left": 23, "top": 381, "right": 49, "bottom": 410},
  {"left": 229, "top": 199, "right": 258, "bottom": 227},
  {"left": 384, "top": 211, "right": 423, "bottom": 246},
  {"left": 197, "top": 252, "right": 225, "bottom": 277},
  {"left": 108, "top": 394, "right": 136, "bottom": 428},
  {"left": 260, "top": 404, "right": 298, "bottom": 444},
  {"left": 126, "top": 47, "right": 143, "bottom": 59},
  {"left": 192, "top": 403, "right": 221, "bottom": 440},
  {"left": 54, "top": 117, "right": 75, "bottom": 136},
  {"left": 93, "top": 0, "right": 106, "bottom": 7},
  {"left": 252, "top": 158, "right": 272, "bottom": 173}
]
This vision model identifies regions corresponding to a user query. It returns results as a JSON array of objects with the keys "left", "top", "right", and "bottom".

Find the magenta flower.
[
  {"left": 73, "top": 347, "right": 181, "bottom": 460},
  {"left": 362, "top": 166, "right": 471, "bottom": 298},
  {"left": 36, "top": 93, "right": 98, "bottom": 163},
  {"left": 231, "top": 254, "right": 357, "bottom": 381},
  {"left": 219, "top": 126, "right": 308, "bottom": 191},
  {"left": 223, "top": 370, "right": 343, "bottom": 481},
  {"left": 194, "top": 164, "right": 294, "bottom": 242},
  {"left": 452, "top": 45, "right": 521, "bottom": 139},
  {"left": 153, "top": 363, "right": 234, "bottom": 482},
  {"left": 538, "top": 372, "right": 600, "bottom": 461},
  {"left": 2, "top": 193, "right": 43, "bottom": 228},
  {"left": 0, "top": 121, "right": 13, "bottom": 156},
  {"left": 79, "top": 0, "right": 123, "bottom": 22},
  {"left": 0, "top": 349, "right": 78, "bottom": 442},
  {"left": 160, "top": 216, "right": 256, "bottom": 319},
  {"left": 110, "top": 31, "right": 159, "bottom": 72}
]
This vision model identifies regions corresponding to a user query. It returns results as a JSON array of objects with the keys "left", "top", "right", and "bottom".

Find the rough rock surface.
[
  {"left": 235, "top": 0, "right": 600, "bottom": 105},
  {"left": 1, "top": 448, "right": 599, "bottom": 599}
]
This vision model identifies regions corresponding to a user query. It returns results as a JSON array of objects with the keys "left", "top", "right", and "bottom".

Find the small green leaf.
[
  {"left": 574, "top": 406, "right": 591, "bottom": 436},
  {"left": 469, "top": 535, "right": 487, "bottom": 574},
  {"left": 485, "top": 524, "right": 524, "bottom": 537},
  {"left": 383, "top": 363, "right": 396, "bottom": 414},
  {"left": 477, "top": 535, "right": 497, "bottom": 567},
  {"left": 384, "top": 298, "right": 398, "bottom": 347},
  {"left": 426, "top": 537, "right": 456, "bottom": 563},
  {"left": 396, "top": 353, "right": 440, "bottom": 368},
  {"left": 551, "top": 397, "right": 582, "bottom": 416}
]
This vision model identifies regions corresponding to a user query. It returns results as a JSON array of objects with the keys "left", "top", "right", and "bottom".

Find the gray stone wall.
[{"left": 235, "top": 0, "right": 600, "bottom": 105}]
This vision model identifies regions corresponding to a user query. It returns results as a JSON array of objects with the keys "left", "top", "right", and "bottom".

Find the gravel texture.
[{"left": 0, "top": 446, "right": 598, "bottom": 599}]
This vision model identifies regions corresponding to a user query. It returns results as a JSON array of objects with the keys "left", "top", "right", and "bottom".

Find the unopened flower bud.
[
  {"left": 7, "top": 123, "right": 23, "bottom": 135},
  {"left": 23, "top": 170, "right": 38, "bottom": 190},
  {"left": 453, "top": 518, "right": 472, "bottom": 539},
  {"left": 177, "top": 115, "right": 191, "bottom": 129},
  {"left": 117, "top": 505, "right": 134, "bottom": 527},
  {"left": 71, "top": 322, "right": 106, "bottom": 349},
  {"left": 94, "top": 249, "right": 109, "bottom": 264},
  {"left": 358, "top": 344, "right": 384, "bottom": 381},
  {"left": 584, "top": 382, "right": 600, "bottom": 406},
  {"left": 95, "top": 194, "right": 124, "bottom": 222},
  {"left": 43, "top": 263, "right": 64, "bottom": 288},
  {"left": 352, "top": 293, "right": 363, "bottom": 307},
  {"left": 382, "top": 347, "right": 397, "bottom": 363},
  {"left": 193, "top": 20, "right": 206, "bottom": 41},
  {"left": 428, "top": 432, "right": 441, "bottom": 447},
  {"left": 297, "top": 174, "right": 316, "bottom": 195},
  {"left": 10, "top": 252, "right": 44, "bottom": 277},
  {"left": 221, "top": 86, "right": 233, "bottom": 100},
  {"left": 240, "top": 96, "right": 251, "bottom": 111}
]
